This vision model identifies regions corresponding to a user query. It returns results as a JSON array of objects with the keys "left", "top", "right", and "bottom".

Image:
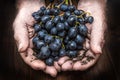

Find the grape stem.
[
  {"left": 69, "top": 0, "right": 72, "bottom": 5},
  {"left": 47, "top": 3, "right": 51, "bottom": 9},
  {"left": 39, "top": 22, "right": 42, "bottom": 25},
  {"left": 57, "top": 0, "right": 65, "bottom": 8},
  {"left": 85, "top": 12, "right": 91, "bottom": 16},
  {"left": 76, "top": 22, "right": 80, "bottom": 26},
  {"left": 52, "top": 0, "right": 56, "bottom": 8},
  {"left": 65, "top": 0, "right": 69, "bottom": 5},
  {"left": 77, "top": 12, "right": 91, "bottom": 19},
  {"left": 59, "top": 13, "right": 64, "bottom": 16},
  {"left": 62, "top": 43, "right": 65, "bottom": 49}
]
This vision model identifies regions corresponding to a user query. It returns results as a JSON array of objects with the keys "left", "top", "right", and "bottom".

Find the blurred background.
[{"left": 0, "top": 0, "right": 120, "bottom": 80}]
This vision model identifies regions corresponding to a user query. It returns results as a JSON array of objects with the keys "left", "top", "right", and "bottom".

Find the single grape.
[
  {"left": 56, "top": 23, "right": 65, "bottom": 31},
  {"left": 54, "top": 38, "right": 62, "bottom": 46},
  {"left": 60, "top": 16, "right": 65, "bottom": 22},
  {"left": 60, "top": 4, "right": 68, "bottom": 12},
  {"left": 64, "top": 21, "right": 70, "bottom": 30},
  {"left": 32, "top": 12, "right": 41, "bottom": 21},
  {"left": 68, "top": 27, "right": 77, "bottom": 38},
  {"left": 77, "top": 18, "right": 85, "bottom": 24},
  {"left": 68, "top": 5, "right": 76, "bottom": 12},
  {"left": 37, "top": 10, "right": 44, "bottom": 16},
  {"left": 45, "top": 20, "right": 54, "bottom": 31},
  {"left": 67, "top": 15, "right": 77, "bottom": 26},
  {"left": 78, "top": 24, "right": 88, "bottom": 36},
  {"left": 53, "top": 8, "right": 60, "bottom": 16},
  {"left": 87, "top": 16, "right": 94, "bottom": 24},
  {"left": 68, "top": 41, "right": 77, "bottom": 50},
  {"left": 32, "top": 36, "right": 39, "bottom": 44},
  {"left": 67, "top": 50, "right": 77, "bottom": 58},
  {"left": 50, "top": 27, "right": 57, "bottom": 35},
  {"left": 44, "top": 9, "right": 51, "bottom": 15},
  {"left": 49, "top": 42, "right": 61, "bottom": 51},
  {"left": 44, "top": 35, "right": 54, "bottom": 44},
  {"left": 64, "top": 36, "right": 70, "bottom": 44},
  {"left": 33, "top": 24, "right": 41, "bottom": 32},
  {"left": 41, "top": 15, "right": 51, "bottom": 24},
  {"left": 45, "top": 57, "right": 54, "bottom": 66},
  {"left": 53, "top": 16, "right": 60, "bottom": 24},
  {"left": 37, "top": 46, "right": 51, "bottom": 59},
  {"left": 36, "top": 40, "right": 45, "bottom": 49},
  {"left": 59, "top": 48, "right": 66, "bottom": 57},
  {"left": 40, "top": 6, "right": 46, "bottom": 11},
  {"left": 64, "top": 11, "right": 71, "bottom": 19},
  {"left": 38, "top": 30, "right": 48, "bottom": 39},
  {"left": 75, "top": 35, "right": 85, "bottom": 44}
]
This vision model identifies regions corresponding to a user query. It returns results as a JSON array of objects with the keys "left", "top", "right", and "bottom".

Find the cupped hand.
[
  {"left": 59, "top": 0, "right": 106, "bottom": 71},
  {"left": 13, "top": 1, "right": 58, "bottom": 77}
]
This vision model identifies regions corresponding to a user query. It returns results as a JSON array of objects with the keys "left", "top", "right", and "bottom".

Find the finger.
[
  {"left": 27, "top": 24, "right": 35, "bottom": 38},
  {"left": 86, "top": 50, "right": 95, "bottom": 58},
  {"left": 44, "top": 66, "right": 57, "bottom": 77},
  {"left": 58, "top": 56, "right": 70, "bottom": 65},
  {"left": 54, "top": 62, "right": 61, "bottom": 72},
  {"left": 13, "top": 19, "right": 29, "bottom": 52},
  {"left": 61, "top": 60, "right": 73, "bottom": 71},
  {"left": 87, "top": 33, "right": 90, "bottom": 39},
  {"left": 85, "top": 39, "right": 90, "bottom": 49},
  {"left": 73, "top": 61, "right": 82, "bottom": 71},
  {"left": 20, "top": 48, "right": 46, "bottom": 70},
  {"left": 29, "top": 38, "right": 34, "bottom": 48},
  {"left": 86, "top": 23, "right": 92, "bottom": 34},
  {"left": 78, "top": 50, "right": 85, "bottom": 56},
  {"left": 83, "top": 39, "right": 90, "bottom": 50}
]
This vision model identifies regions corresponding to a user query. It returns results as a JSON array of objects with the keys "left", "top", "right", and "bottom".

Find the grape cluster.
[{"left": 32, "top": 3, "right": 94, "bottom": 66}]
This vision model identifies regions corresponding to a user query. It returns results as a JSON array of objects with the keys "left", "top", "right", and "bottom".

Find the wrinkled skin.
[
  {"left": 13, "top": 0, "right": 106, "bottom": 77},
  {"left": 13, "top": 1, "right": 57, "bottom": 77},
  {"left": 61, "top": 0, "right": 106, "bottom": 71}
]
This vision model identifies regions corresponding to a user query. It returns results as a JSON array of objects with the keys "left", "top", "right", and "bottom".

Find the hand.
[
  {"left": 59, "top": 0, "right": 106, "bottom": 71},
  {"left": 13, "top": 1, "right": 58, "bottom": 77}
]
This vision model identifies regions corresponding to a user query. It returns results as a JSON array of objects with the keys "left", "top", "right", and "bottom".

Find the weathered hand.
[
  {"left": 13, "top": 1, "right": 58, "bottom": 77},
  {"left": 59, "top": 0, "right": 106, "bottom": 71}
]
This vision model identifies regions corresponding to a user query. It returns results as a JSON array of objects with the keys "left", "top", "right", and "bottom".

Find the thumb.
[
  {"left": 13, "top": 20, "right": 29, "bottom": 52},
  {"left": 90, "top": 13, "right": 106, "bottom": 54}
]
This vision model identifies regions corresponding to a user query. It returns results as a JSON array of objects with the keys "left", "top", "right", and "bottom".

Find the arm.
[{"left": 16, "top": 0, "right": 45, "bottom": 9}]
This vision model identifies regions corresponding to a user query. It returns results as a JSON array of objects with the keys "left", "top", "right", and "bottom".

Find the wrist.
[
  {"left": 17, "top": 0, "right": 45, "bottom": 10},
  {"left": 79, "top": 0, "right": 107, "bottom": 3},
  {"left": 78, "top": 0, "right": 106, "bottom": 10}
]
